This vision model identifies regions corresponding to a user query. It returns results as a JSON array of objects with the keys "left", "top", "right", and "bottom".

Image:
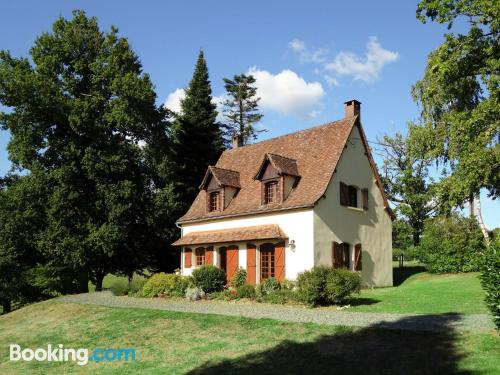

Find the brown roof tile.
[
  {"left": 178, "top": 115, "right": 393, "bottom": 223},
  {"left": 179, "top": 117, "right": 357, "bottom": 223},
  {"left": 199, "top": 166, "right": 240, "bottom": 189},
  {"left": 172, "top": 224, "right": 287, "bottom": 246}
]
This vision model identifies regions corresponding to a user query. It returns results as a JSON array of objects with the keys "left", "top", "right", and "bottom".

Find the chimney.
[
  {"left": 232, "top": 134, "right": 243, "bottom": 149},
  {"left": 344, "top": 99, "right": 361, "bottom": 119}
]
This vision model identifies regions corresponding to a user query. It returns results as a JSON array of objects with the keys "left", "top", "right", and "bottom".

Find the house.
[{"left": 173, "top": 100, "right": 394, "bottom": 287}]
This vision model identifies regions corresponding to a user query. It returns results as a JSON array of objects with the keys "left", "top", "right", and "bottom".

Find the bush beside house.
[
  {"left": 418, "top": 215, "right": 484, "bottom": 273},
  {"left": 480, "top": 239, "right": 500, "bottom": 330},
  {"left": 191, "top": 265, "right": 226, "bottom": 293},
  {"left": 141, "top": 273, "right": 190, "bottom": 298}
]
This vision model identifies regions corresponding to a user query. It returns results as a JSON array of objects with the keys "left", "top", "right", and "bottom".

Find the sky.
[{"left": 0, "top": 0, "right": 498, "bottom": 228}]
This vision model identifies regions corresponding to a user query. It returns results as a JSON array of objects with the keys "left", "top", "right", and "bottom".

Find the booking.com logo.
[{"left": 10, "top": 344, "right": 136, "bottom": 366}]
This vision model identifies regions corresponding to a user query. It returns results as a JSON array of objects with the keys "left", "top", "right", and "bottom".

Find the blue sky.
[{"left": 0, "top": 0, "right": 498, "bottom": 228}]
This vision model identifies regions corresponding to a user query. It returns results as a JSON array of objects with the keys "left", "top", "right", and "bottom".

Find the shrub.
[
  {"left": 230, "top": 268, "right": 247, "bottom": 288},
  {"left": 325, "top": 268, "right": 362, "bottom": 304},
  {"left": 185, "top": 286, "right": 206, "bottom": 302},
  {"left": 418, "top": 214, "right": 484, "bottom": 273},
  {"left": 281, "top": 278, "right": 296, "bottom": 290},
  {"left": 261, "top": 277, "right": 280, "bottom": 295},
  {"left": 480, "top": 240, "right": 500, "bottom": 330},
  {"left": 261, "top": 289, "right": 296, "bottom": 304},
  {"left": 296, "top": 267, "right": 330, "bottom": 306},
  {"left": 211, "top": 289, "right": 237, "bottom": 301},
  {"left": 128, "top": 276, "right": 146, "bottom": 297},
  {"left": 109, "top": 279, "right": 129, "bottom": 296},
  {"left": 191, "top": 265, "right": 226, "bottom": 293},
  {"left": 236, "top": 284, "right": 256, "bottom": 299},
  {"left": 297, "top": 267, "right": 360, "bottom": 306},
  {"left": 141, "top": 273, "right": 190, "bottom": 298}
]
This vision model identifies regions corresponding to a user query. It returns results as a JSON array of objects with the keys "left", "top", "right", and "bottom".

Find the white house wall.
[
  {"left": 180, "top": 208, "right": 314, "bottom": 281},
  {"left": 313, "top": 126, "right": 393, "bottom": 287}
]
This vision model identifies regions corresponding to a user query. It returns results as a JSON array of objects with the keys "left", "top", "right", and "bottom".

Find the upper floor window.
[
  {"left": 264, "top": 181, "right": 278, "bottom": 205},
  {"left": 348, "top": 185, "right": 358, "bottom": 207},
  {"left": 209, "top": 191, "right": 221, "bottom": 212}
]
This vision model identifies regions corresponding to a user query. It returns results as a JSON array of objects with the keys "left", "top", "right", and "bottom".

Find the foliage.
[
  {"left": 236, "top": 284, "right": 256, "bottom": 299},
  {"left": 380, "top": 133, "right": 435, "bottom": 245},
  {"left": 222, "top": 74, "right": 264, "bottom": 145},
  {"left": 109, "top": 279, "right": 130, "bottom": 296},
  {"left": 480, "top": 239, "right": 500, "bottom": 329},
  {"left": 418, "top": 214, "right": 485, "bottom": 273},
  {"left": 185, "top": 286, "right": 206, "bottom": 302},
  {"left": 141, "top": 273, "right": 190, "bottom": 298},
  {"left": 168, "top": 50, "right": 224, "bottom": 212},
  {"left": 230, "top": 268, "right": 247, "bottom": 289},
  {"left": 296, "top": 267, "right": 330, "bottom": 306},
  {"left": 410, "top": 0, "right": 499, "bottom": 207},
  {"left": 281, "top": 278, "right": 296, "bottom": 291},
  {"left": 297, "top": 267, "right": 361, "bottom": 306},
  {"left": 191, "top": 265, "right": 227, "bottom": 293},
  {"left": 259, "top": 289, "right": 297, "bottom": 305},
  {"left": 325, "top": 269, "right": 362, "bottom": 304},
  {"left": 261, "top": 277, "right": 281, "bottom": 295},
  {"left": 0, "top": 10, "right": 168, "bottom": 291}
]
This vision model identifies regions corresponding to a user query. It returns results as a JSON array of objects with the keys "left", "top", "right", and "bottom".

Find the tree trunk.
[
  {"left": 412, "top": 231, "right": 421, "bottom": 246},
  {"left": 469, "top": 194, "right": 474, "bottom": 219},
  {"left": 95, "top": 272, "right": 105, "bottom": 292},
  {"left": 475, "top": 195, "right": 490, "bottom": 244},
  {"left": 2, "top": 300, "right": 11, "bottom": 314}
]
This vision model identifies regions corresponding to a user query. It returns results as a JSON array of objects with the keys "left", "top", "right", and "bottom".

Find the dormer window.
[
  {"left": 264, "top": 181, "right": 279, "bottom": 205},
  {"left": 199, "top": 166, "right": 240, "bottom": 213},
  {"left": 209, "top": 191, "right": 221, "bottom": 212},
  {"left": 254, "top": 153, "right": 300, "bottom": 206}
]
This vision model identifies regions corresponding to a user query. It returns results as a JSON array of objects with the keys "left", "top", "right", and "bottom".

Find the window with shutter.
[
  {"left": 340, "top": 182, "right": 348, "bottom": 206},
  {"left": 348, "top": 186, "right": 358, "bottom": 207},
  {"left": 354, "top": 244, "right": 362, "bottom": 271},
  {"left": 362, "top": 189, "right": 369, "bottom": 210},
  {"left": 184, "top": 248, "right": 192, "bottom": 268},
  {"left": 333, "top": 242, "right": 350, "bottom": 268},
  {"left": 195, "top": 247, "right": 205, "bottom": 266}
]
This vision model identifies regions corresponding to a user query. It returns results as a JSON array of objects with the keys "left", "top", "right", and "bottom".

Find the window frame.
[
  {"left": 260, "top": 245, "right": 275, "bottom": 280},
  {"left": 208, "top": 190, "right": 221, "bottom": 212},
  {"left": 195, "top": 247, "right": 206, "bottom": 266},
  {"left": 263, "top": 179, "right": 279, "bottom": 205}
]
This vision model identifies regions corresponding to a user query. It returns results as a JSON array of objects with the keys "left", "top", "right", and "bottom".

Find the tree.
[
  {"left": 410, "top": 0, "right": 499, "bottom": 241},
  {"left": 0, "top": 175, "right": 47, "bottom": 313},
  {"left": 0, "top": 11, "right": 164, "bottom": 290},
  {"left": 379, "top": 133, "right": 435, "bottom": 245},
  {"left": 169, "top": 50, "right": 224, "bottom": 209},
  {"left": 222, "top": 74, "right": 264, "bottom": 145}
]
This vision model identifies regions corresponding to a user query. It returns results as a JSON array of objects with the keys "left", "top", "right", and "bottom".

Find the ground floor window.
[
  {"left": 195, "top": 247, "right": 205, "bottom": 266},
  {"left": 260, "top": 243, "right": 275, "bottom": 280},
  {"left": 333, "top": 242, "right": 350, "bottom": 269}
]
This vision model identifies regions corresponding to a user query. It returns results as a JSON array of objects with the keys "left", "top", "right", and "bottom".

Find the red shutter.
[
  {"left": 340, "top": 182, "right": 348, "bottom": 206},
  {"left": 362, "top": 189, "right": 369, "bottom": 210},
  {"left": 274, "top": 241, "right": 286, "bottom": 282},
  {"left": 205, "top": 246, "right": 214, "bottom": 265},
  {"left": 184, "top": 248, "right": 192, "bottom": 268},
  {"left": 246, "top": 244, "right": 256, "bottom": 285},
  {"left": 355, "top": 244, "right": 362, "bottom": 271},
  {"left": 226, "top": 245, "right": 239, "bottom": 284}
]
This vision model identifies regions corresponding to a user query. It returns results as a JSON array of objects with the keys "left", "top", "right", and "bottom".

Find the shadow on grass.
[
  {"left": 393, "top": 265, "right": 427, "bottom": 286},
  {"left": 348, "top": 297, "right": 381, "bottom": 307},
  {"left": 189, "top": 314, "right": 470, "bottom": 375}
]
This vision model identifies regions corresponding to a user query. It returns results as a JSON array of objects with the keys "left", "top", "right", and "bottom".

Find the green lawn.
[
  {"left": 348, "top": 268, "right": 488, "bottom": 314},
  {"left": 0, "top": 301, "right": 499, "bottom": 374}
]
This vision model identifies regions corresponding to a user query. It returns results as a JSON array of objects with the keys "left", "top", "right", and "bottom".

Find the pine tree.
[
  {"left": 169, "top": 50, "right": 224, "bottom": 209},
  {"left": 222, "top": 74, "right": 264, "bottom": 145}
]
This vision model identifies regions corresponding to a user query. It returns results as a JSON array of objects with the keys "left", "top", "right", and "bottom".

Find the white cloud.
[
  {"left": 324, "top": 37, "right": 399, "bottom": 82},
  {"left": 248, "top": 67, "right": 325, "bottom": 116},
  {"left": 163, "top": 88, "right": 186, "bottom": 113},
  {"left": 289, "top": 38, "right": 327, "bottom": 64},
  {"left": 324, "top": 74, "right": 339, "bottom": 87}
]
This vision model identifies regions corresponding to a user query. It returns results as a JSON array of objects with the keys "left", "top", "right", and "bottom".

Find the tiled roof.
[
  {"left": 172, "top": 224, "right": 287, "bottom": 246},
  {"left": 254, "top": 153, "right": 299, "bottom": 179},
  {"left": 178, "top": 115, "right": 393, "bottom": 223},
  {"left": 199, "top": 166, "right": 240, "bottom": 189}
]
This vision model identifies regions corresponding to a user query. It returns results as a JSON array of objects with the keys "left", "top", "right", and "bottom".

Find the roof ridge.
[
  {"left": 224, "top": 116, "right": 357, "bottom": 154},
  {"left": 266, "top": 153, "right": 297, "bottom": 161},
  {"left": 210, "top": 166, "right": 240, "bottom": 174}
]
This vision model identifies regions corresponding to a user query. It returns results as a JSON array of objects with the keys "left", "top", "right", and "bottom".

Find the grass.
[
  {"left": 348, "top": 267, "right": 488, "bottom": 314},
  {"left": 0, "top": 301, "right": 498, "bottom": 374}
]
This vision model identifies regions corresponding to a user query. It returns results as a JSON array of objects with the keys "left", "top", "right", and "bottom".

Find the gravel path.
[{"left": 58, "top": 292, "right": 495, "bottom": 333}]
